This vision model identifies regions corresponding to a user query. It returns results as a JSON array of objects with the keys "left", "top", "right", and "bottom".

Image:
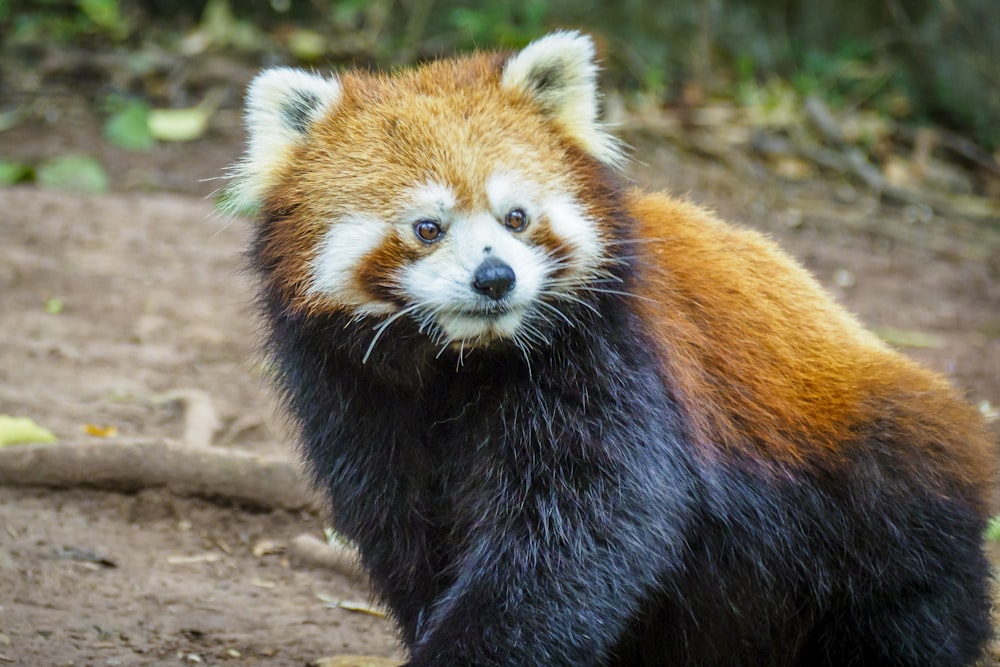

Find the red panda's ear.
[
  {"left": 502, "top": 31, "right": 624, "bottom": 168},
  {"left": 226, "top": 68, "right": 342, "bottom": 213}
]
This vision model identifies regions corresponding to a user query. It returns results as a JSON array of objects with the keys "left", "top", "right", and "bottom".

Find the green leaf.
[
  {"left": 148, "top": 89, "right": 223, "bottom": 143},
  {"left": 104, "top": 99, "right": 154, "bottom": 151},
  {"left": 36, "top": 155, "right": 109, "bottom": 194},
  {"left": 147, "top": 107, "right": 210, "bottom": 142},
  {"left": 0, "top": 159, "right": 33, "bottom": 186},
  {"left": 986, "top": 515, "right": 1000, "bottom": 541},
  {"left": 44, "top": 297, "right": 64, "bottom": 314},
  {"left": 287, "top": 28, "right": 327, "bottom": 62},
  {"left": 76, "top": 0, "right": 129, "bottom": 39},
  {"left": 0, "top": 415, "right": 57, "bottom": 446},
  {"left": 870, "top": 326, "right": 945, "bottom": 349},
  {"left": 200, "top": 0, "right": 236, "bottom": 44}
]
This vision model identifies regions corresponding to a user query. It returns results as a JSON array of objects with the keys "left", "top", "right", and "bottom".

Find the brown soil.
[{"left": 1, "top": 90, "right": 998, "bottom": 667}]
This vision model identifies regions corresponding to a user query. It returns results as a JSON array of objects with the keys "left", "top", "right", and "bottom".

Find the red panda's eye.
[
  {"left": 414, "top": 219, "right": 443, "bottom": 243},
  {"left": 504, "top": 208, "right": 529, "bottom": 232}
]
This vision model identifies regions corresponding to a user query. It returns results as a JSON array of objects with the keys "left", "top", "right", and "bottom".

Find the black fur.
[
  {"left": 280, "top": 89, "right": 322, "bottom": 134},
  {"left": 250, "top": 200, "right": 992, "bottom": 666}
]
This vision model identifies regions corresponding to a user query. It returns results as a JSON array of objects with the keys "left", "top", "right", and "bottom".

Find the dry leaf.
[
  {"left": 771, "top": 155, "right": 815, "bottom": 180},
  {"left": 316, "top": 592, "right": 388, "bottom": 617},
  {"left": 334, "top": 600, "right": 388, "bottom": 618},
  {"left": 83, "top": 423, "right": 118, "bottom": 438},
  {"left": 252, "top": 539, "right": 286, "bottom": 558}
]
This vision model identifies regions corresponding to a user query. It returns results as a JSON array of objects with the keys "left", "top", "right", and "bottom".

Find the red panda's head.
[{"left": 231, "top": 32, "right": 627, "bottom": 360}]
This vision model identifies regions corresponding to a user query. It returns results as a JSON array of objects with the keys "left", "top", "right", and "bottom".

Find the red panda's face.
[{"left": 232, "top": 32, "right": 623, "bottom": 359}]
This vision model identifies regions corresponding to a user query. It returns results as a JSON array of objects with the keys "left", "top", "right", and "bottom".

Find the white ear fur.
[
  {"left": 502, "top": 31, "right": 623, "bottom": 168},
  {"left": 226, "top": 67, "right": 342, "bottom": 212}
]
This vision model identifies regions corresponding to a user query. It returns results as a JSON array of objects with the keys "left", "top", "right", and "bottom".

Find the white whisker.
[
  {"left": 535, "top": 300, "right": 577, "bottom": 328},
  {"left": 577, "top": 286, "right": 656, "bottom": 303},
  {"left": 362, "top": 305, "right": 419, "bottom": 364},
  {"left": 542, "top": 289, "right": 601, "bottom": 317},
  {"left": 511, "top": 333, "right": 534, "bottom": 378}
]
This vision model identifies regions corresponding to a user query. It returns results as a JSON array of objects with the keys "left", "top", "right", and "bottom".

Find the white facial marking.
[
  {"left": 309, "top": 213, "right": 394, "bottom": 315},
  {"left": 486, "top": 170, "right": 602, "bottom": 275},
  {"left": 543, "top": 193, "right": 602, "bottom": 271},
  {"left": 485, "top": 169, "right": 536, "bottom": 209},
  {"left": 402, "top": 182, "right": 457, "bottom": 222},
  {"left": 401, "top": 211, "right": 548, "bottom": 342}
]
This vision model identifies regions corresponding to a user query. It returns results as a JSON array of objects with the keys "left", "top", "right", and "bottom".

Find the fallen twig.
[
  {"left": 291, "top": 533, "right": 367, "bottom": 582},
  {"left": 160, "top": 387, "right": 222, "bottom": 449},
  {"left": 894, "top": 125, "right": 1000, "bottom": 177},
  {"left": 0, "top": 439, "right": 318, "bottom": 511}
]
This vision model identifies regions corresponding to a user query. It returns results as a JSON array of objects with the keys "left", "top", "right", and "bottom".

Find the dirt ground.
[{"left": 1, "top": 87, "right": 999, "bottom": 666}]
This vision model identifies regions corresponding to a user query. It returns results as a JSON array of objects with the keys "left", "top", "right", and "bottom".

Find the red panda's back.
[{"left": 629, "top": 190, "right": 994, "bottom": 501}]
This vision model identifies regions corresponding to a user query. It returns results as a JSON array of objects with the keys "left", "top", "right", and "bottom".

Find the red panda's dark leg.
[
  {"left": 404, "top": 447, "right": 695, "bottom": 667},
  {"left": 795, "top": 505, "right": 992, "bottom": 666},
  {"left": 795, "top": 585, "right": 992, "bottom": 666}
]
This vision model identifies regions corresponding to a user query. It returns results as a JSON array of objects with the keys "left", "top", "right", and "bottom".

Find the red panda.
[{"left": 230, "top": 31, "right": 995, "bottom": 666}]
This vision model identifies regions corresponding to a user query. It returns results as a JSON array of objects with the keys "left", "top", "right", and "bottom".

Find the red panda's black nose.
[{"left": 472, "top": 259, "right": 516, "bottom": 300}]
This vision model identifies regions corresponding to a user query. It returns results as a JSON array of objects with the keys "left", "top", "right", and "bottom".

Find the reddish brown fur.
[
  {"left": 629, "top": 191, "right": 994, "bottom": 498},
  {"left": 358, "top": 234, "right": 421, "bottom": 307}
]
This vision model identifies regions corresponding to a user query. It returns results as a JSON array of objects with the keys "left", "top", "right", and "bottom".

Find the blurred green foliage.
[
  {"left": 0, "top": 159, "right": 33, "bottom": 187},
  {"left": 6, "top": 0, "right": 128, "bottom": 41},
  {"left": 449, "top": 1, "right": 548, "bottom": 48},
  {"left": 35, "top": 155, "right": 109, "bottom": 194},
  {"left": 2, "top": 0, "right": 997, "bottom": 148},
  {"left": 103, "top": 96, "right": 155, "bottom": 151},
  {"left": 76, "top": 0, "right": 130, "bottom": 39}
]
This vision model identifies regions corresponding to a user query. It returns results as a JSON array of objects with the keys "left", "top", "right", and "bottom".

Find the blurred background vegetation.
[
  {"left": 2, "top": 0, "right": 997, "bottom": 148},
  {"left": 0, "top": 0, "right": 997, "bottom": 210}
]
